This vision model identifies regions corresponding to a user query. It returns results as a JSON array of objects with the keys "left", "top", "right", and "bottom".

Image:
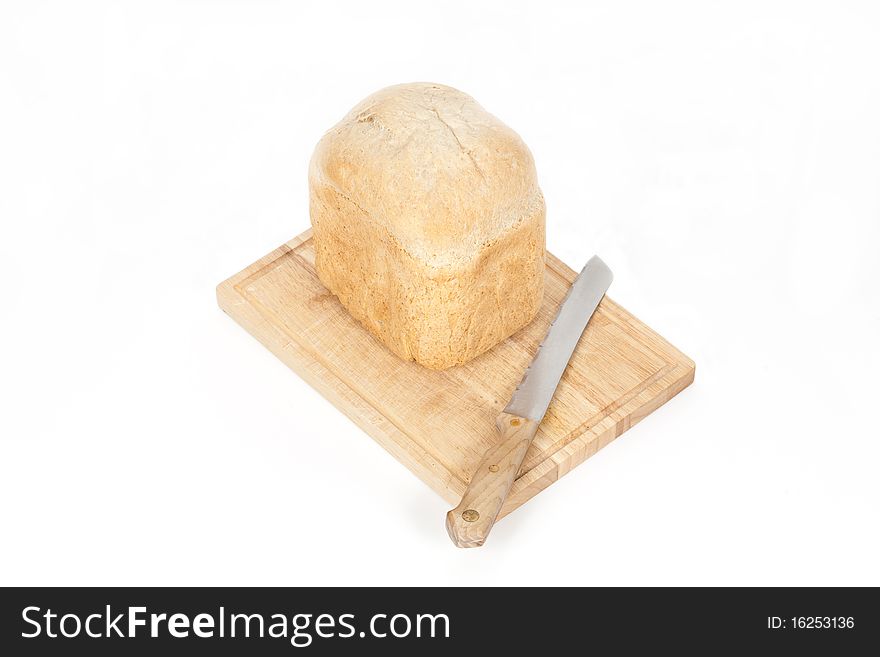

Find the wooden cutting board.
[{"left": 217, "top": 229, "right": 694, "bottom": 519}]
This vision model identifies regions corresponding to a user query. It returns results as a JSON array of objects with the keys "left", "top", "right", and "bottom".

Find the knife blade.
[
  {"left": 446, "top": 256, "right": 613, "bottom": 547},
  {"left": 505, "top": 255, "right": 613, "bottom": 421}
]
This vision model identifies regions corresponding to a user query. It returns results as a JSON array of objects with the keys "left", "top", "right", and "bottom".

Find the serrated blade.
[{"left": 504, "top": 256, "right": 613, "bottom": 422}]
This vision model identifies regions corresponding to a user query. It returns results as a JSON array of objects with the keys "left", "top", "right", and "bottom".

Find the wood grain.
[
  {"left": 216, "top": 229, "right": 695, "bottom": 520},
  {"left": 446, "top": 412, "right": 540, "bottom": 548}
]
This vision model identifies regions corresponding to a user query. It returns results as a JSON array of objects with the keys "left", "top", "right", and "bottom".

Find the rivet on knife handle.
[
  {"left": 445, "top": 412, "right": 539, "bottom": 548},
  {"left": 445, "top": 256, "right": 613, "bottom": 548}
]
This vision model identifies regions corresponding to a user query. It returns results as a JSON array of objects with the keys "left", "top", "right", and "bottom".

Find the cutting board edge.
[
  {"left": 497, "top": 357, "right": 694, "bottom": 519},
  {"left": 217, "top": 251, "right": 463, "bottom": 505},
  {"left": 217, "top": 229, "right": 696, "bottom": 519}
]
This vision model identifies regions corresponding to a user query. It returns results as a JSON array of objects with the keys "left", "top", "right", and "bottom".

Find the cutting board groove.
[{"left": 217, "top": 229, "right": 694, "bottom": 519}]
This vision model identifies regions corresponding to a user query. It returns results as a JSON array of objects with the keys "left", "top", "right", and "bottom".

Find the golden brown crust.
[{"left": 309, "top": 82, "right": 545, "bottom": 370}]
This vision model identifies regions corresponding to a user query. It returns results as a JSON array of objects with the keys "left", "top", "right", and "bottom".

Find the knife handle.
[{"left": 446, "top": 412, "right": 540, "bottom": 548}]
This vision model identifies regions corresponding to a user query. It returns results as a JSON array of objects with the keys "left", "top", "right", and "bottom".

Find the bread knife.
[{"left": 446, "top": 256, "right": 613, "bottom": 547}]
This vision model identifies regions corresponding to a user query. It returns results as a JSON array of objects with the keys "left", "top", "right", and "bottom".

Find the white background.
[{"left": 2, "top": 0, "right": 878, "bottom": 586}]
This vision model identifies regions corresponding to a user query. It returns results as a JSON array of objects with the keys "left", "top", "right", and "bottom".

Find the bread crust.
[{"left": 309, "top": 83, "right": 545, "bottom": 369}]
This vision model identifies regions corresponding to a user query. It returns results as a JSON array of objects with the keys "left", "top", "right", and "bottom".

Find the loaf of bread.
[{"left": 309, "top": 83, "right": 545, "bottom": 369}]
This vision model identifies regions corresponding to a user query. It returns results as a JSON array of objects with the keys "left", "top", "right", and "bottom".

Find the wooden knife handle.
[{"left": 445, "top": 412, "right": 540, "bottom": 548}]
